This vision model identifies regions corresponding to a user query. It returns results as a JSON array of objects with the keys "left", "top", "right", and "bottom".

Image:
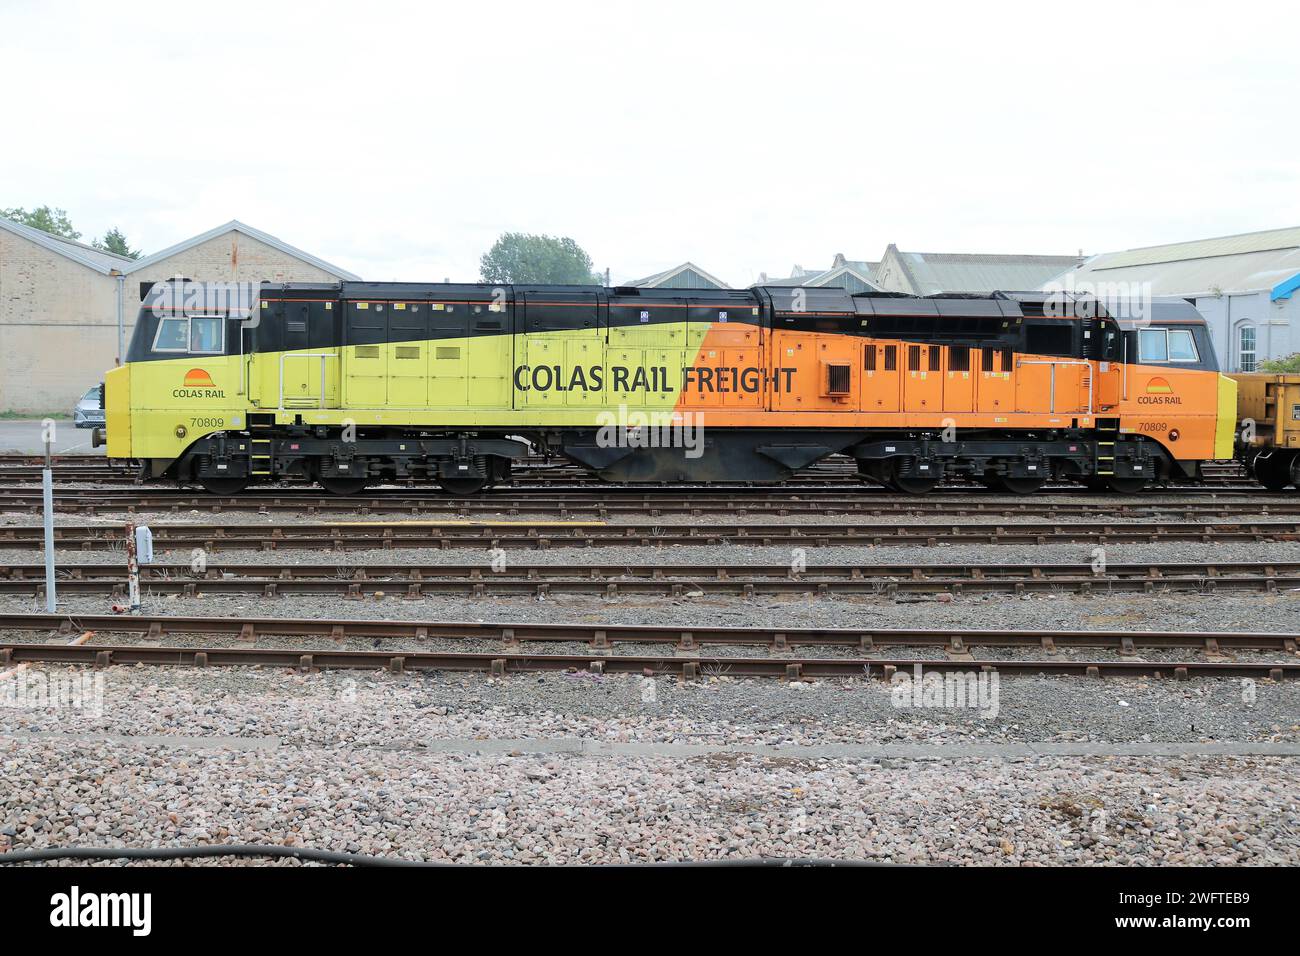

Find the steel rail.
[
  {"left": 0, "top": 488, "right": 1293, "bottom": 518},
  {"left": 1, "top": 520, "right": 1299, "bottom": 551},
  {"left": 0, "top": 640, "right": 1293, "bottom": 681},
  {"left": 1, "top": 612, "right": 1296, "bottom": 654},
  {"left": 7, "top": 560, "right": 1300, "bottom": 597}
]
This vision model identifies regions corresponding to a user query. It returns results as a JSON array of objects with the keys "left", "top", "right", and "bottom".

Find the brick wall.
[
  {"left": 0, "top": 231, "right": 120, "bottom": 413},
  {"left": 1, "top": 228, "right": 348, "bottom": 413}
]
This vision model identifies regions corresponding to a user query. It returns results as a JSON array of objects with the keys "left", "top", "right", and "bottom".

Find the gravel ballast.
[
  {"left": 4, "top": 490, "right": 1298, "bottom": 866},
  {"left": 2, "top": 666, "right": 1298, "bottom": 865}
]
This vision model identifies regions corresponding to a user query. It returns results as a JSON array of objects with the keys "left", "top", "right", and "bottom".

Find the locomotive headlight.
[
  {"left": 175, "top": 425, "right": 188, "bottom": 439},
  {"left": 1169, "top": 429, "right": 1180, "bottom": 442}
]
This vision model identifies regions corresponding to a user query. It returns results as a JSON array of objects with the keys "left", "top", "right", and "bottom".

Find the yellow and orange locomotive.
[{"left": 101, "top": 281, "right": 1236, "bottom": 494}]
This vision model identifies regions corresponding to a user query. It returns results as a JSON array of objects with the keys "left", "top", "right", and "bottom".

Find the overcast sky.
[{"left": 3, "top": 0, "right": 1297, "bottom": 285}]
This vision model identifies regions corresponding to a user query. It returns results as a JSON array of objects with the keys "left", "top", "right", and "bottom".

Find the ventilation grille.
[
  {"left": 395, "top": 346, "right": 421, "bottom": 360},
  {"left": 826, "top": 363, "right": 852, "bottom": 395},
  {"left": 436, "top": 347, "right": 461, "bottom": 360},
  {"left": 355, "top": 346, "right": 381, "bottom": 359}
]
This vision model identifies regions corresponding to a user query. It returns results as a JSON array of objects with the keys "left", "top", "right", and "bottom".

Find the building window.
[{"left": 1239, "top": 326, "right": 1257, "bottom": 372}]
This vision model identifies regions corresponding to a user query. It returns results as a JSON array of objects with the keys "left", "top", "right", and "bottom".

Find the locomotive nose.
[{"left": 1214, "top": 374, "right": 1237, "bottom": 460}]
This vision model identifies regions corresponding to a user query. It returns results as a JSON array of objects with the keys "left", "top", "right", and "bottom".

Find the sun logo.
[
  {"left": 1146, "top": 376, "right": 1173, "bottom": 394},
  {"left": 183, "top": 369, "right": 214, "bottom": 387}
]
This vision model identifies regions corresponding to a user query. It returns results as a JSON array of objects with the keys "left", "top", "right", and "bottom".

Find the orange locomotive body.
[{"left": 555, "top": 288, "right": 1236, "bottom": 494}]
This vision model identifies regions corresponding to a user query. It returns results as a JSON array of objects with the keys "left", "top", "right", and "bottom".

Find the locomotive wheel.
[
  {"left": 1252, "top": 454, "right": 1292, "bottom": 491},
  {"left": 319, "top": 476, "right": 369, "bottom": 496},
  {"left": 197, "top": 475, "right": 249, "bottom": 495},
  {"left": 1105, "top": 476, "right": 1150, "bottom": 494},
  {"left": 891, "top": 473, "right": 940, "bottom": 495},
  {"left": 995, "top": 475, "right": 1047, "bottom": 495},
  {"left": 439, "top": 476, "right": 489, "bottom": 495}
]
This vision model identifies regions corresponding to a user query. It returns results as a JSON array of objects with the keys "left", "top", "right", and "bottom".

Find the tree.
[
  {"left": 93, "top": 227, "right": 141, "bottom": 259},
  {"left": 0, "top": 205, "right": 81, "bottom": 240},
  {"left": 480, "top": 232, "right": 600, "bottom": 284},
  {"left": 1260, "top": 354, "right": 1300, "bottom": 373}
]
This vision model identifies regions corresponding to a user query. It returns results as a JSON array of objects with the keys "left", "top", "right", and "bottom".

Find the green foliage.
[
  {"left": 0, "top": 410, "right": 70, "bottom": 420},
  {"left": 93, "top": 227, "right": 141, "bottom": 259},
  {"left": 1259, "top": 354, "right": 1300, "bottom": 373},
  {"left": 479, "top": 232, "right": 599, "bottom": 285},
  {"left": 1, "top": 205, "right": 81, "bottom": 240}
]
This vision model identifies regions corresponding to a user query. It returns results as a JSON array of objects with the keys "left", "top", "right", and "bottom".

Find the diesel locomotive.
[{"left": 99, "top": 280, "right": 1237, "bottom": 495}]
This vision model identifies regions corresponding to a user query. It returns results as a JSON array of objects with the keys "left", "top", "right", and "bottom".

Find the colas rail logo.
[
  {"left": 1139, "top": 375, "right": 1180, "bottom": 405},
  {"left": 173, "top": 368, "right": 225, "bottom": 398}
]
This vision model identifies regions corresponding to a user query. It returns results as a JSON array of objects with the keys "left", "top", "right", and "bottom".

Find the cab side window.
[
  {"left": 1168, "top": 329, "right": 1199, "bottom": 362},
  {"left": 1138, "top": 328, "right": 1169, "bottom": 362},
  {"left": 189, "top": 317, "right": 224, "bottom": 354},
  {"left": 153, "top": 318, "right": 189, "bottom": 352},
  {"left": 152, "top": 316, "right": 225, "bottom": 355},
  {"left": 1138, "top": 328, "right": 1200, "bottom": 364}
]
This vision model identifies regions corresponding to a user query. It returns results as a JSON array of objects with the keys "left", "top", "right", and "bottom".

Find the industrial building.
[
  {"left": 624, "top": 261, "right": 729, "bottom": 290},
  {"left": 759, "top": 254, "right": 880, "bottom": 294},
  {"left": 0, "top": 218, "right": 359, "bottom": 412},
  {"left": 1050, "top": 227, "right": 1300, "bottom": 373},
  {"left": 871, "top": 245, "right": 1083, "bottom": 296}
]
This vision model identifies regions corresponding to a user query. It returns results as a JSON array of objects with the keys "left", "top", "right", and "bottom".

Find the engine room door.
[
  {"left": 861, "top": 343, "right": 900, "bottom": 413},
  {"left": 344, "top": 301, "right": 388, "bottom": 407},
  {"left": 388, "top": 302, "right": 430, "bottom": 408},
  {"left": 279, "top": 301, "right": 340, "bottom": 408},
  {"left": 517, "top": 291, "right": 602, "bottom": 409}
]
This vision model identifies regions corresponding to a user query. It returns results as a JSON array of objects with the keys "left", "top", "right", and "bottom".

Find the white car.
[{"left": 73, "top": 385, "right": 105, "bottom": 429}]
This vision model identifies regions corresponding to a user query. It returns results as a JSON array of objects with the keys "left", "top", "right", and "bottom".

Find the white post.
[
  {"left": 42, "top": 423, "right": 56, "bottom": 613},
  {"left": 126, "top": 521, "right": 141, "bottom": 614}
]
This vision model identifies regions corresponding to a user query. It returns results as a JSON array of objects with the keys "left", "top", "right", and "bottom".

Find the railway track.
[
  {"left": 0, "top": 487, "right": 1293, "bottom": 517},
  {"left": 8, "top": 559, "right": 1300, "bottom": 597},
  {"left": 1, "top": 613, "right": 1295, "bottom": 680},
  {"left": 3, "top": 519, "right": 1300, "bottom": 551},
  {"left": 0, "top": 455, "right": 1261, "bottom": 493}
]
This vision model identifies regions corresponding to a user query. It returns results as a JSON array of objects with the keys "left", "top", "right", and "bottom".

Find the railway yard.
[{"left": 0, "top": 452, "right": 1295, "bottom": 865}]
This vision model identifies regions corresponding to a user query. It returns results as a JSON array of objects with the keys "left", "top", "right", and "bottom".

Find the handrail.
[
  {"left": 278, "top": 352, "right": 339, "bottom": 409},
  {"left": 1016, "top": 359, "right": 1094, "bottom": 415}
]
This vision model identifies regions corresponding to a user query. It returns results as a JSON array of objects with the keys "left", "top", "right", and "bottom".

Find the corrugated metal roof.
[
  {"left": 0, "top": 216, "right": 135, "bottom": 274},
  {"left": 1090, "top": 226, "right": 1300, "bottom": 271},
  {"left": 898, "top": 250, "right": 1082, "bottom": 295},
  {"left": 1053, "top": 246, "right": 1300, "bottom": 297}
]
